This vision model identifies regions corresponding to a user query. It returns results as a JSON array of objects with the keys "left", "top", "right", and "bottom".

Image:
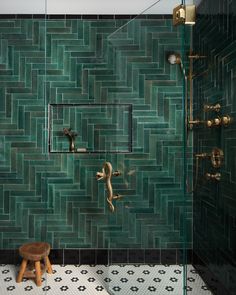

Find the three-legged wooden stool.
[{"left": 16, "top": 242, "right": 53, "bottom": 286}]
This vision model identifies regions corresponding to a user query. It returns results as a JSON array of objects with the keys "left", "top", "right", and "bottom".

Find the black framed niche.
[{"left": 48, "top": 104, "right": 132, "bottom": 153}]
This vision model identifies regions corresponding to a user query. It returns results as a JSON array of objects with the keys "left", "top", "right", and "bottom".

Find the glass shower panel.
[{"left": 103, "top": 2, "right": 189, "bottom": 294}]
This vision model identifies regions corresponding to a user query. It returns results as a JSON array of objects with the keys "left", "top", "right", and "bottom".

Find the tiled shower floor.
[{"left": 0, "top": 264, "right": 212, "bottom": 294}]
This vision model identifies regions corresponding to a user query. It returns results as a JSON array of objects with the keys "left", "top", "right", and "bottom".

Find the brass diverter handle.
[
  {"left": 195, "top": 148, "right": 223, "bottom": 168},
  {"left": 204, "top": 103, "right": 221, "bottom": 112},
  {"left": 205, "top": 173, "right": 221, "bottom": 181},
  {"left": 206, "top": 117, "right": 221, "bottom": 127},
  {"left": 221, "top": 115, "right": 232, "bottom": 126}
]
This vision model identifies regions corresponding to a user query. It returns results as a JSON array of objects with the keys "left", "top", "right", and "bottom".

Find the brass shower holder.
[{"left": 211, "top": 148, "right": 224, "bottom": 168}]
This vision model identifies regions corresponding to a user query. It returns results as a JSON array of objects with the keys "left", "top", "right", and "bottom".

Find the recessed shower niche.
[{"left": 48, "top": 104, "right": 132, "bottom": 153}]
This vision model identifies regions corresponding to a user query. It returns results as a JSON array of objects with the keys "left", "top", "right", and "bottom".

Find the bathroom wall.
[
  {"left": 193, "top": 0, "right": 236, "bottom": 294},
  {"left": 0, "top": 15, "right": 192, "bottom": 256}
]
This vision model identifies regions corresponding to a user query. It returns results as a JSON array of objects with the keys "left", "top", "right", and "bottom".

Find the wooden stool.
[{"left": 16, "top": 242, "right": 53, "bottom": 286}]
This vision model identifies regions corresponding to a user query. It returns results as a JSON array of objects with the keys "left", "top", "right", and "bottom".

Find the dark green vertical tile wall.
[
  {"left": 193, "top": 0, "right": 236, "bottom": 294},
  {"left": 0, "top": 17, "right": 192, "bottom": 250}
]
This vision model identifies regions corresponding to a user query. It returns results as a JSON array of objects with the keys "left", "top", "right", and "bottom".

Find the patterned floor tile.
[{"left": 0, "top": 264, "right": 212, "bottom": 295}]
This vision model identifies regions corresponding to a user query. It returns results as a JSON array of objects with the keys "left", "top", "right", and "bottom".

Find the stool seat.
[
  {"left": 17, "top": 242, "right": 53, "bottom": 287},
  {"left": 19, "top": 242, "right": 50, "bottom": 261}
]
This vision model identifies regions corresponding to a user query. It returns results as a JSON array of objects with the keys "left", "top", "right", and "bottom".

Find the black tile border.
[
  {"left": 32, "top": 14, "right": 46, "bottom": 19},
  {"left": 63, "top": 249, "right": 79, "bottom": 265},
  {"left": 96, "top": 249, "right": 109, "bottom": 265},
  {"left": 177, "top": 248, "right": 193, "bottom": 265},
  {"left": 16, "top": 14, "right": 33, "bottom": 19},
  {"left": 0, "top": 250, "right": 16, "bottom": 264},
  {"left": 193, "top": 251, "right": 231, "bottom": 295},
  {"left": 0, "top": 14, "right": 173, "bottom": 20},
  {"left": 144, "top": 249, "right": 160, "bottom": 264},
  {"left": 110, "top": 249, "right": 128, "bottom": 264},
  {"left": 0, "top": 14, "right": 16, "bottom": 19},
  {"left": 128, "top": 249, "right": 145, "bottom": 264},
  {"left": 0, "top": 248, "right": 192, "bottom": 265}
]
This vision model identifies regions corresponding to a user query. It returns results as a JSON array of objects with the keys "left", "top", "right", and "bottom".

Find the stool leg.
[
  {"left": 45, "top": 256, "right": 53, "bottom": 274},
  {"left": 35, "top": 261, "right": 42, "bottom": 286},
  {"left": 16, "top": 259, "right": 28, "bottom": 283}
]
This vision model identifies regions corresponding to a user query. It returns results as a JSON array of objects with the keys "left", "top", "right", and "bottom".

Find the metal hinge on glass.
[{"left": 173, "top": 4, "right": 196, "bottom": 26}]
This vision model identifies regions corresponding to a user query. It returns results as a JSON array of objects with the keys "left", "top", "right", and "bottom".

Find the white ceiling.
[{"left": 0, "top": 0, "right": 194, "bottom": 14}]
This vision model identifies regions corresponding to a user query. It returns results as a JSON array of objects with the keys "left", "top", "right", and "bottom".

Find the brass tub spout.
[
  {"left": 63, "top": 128, "right": 78, "bottom": 152},
  {"left": 96, "top": 162, "right": 122, "bottom": 212}
]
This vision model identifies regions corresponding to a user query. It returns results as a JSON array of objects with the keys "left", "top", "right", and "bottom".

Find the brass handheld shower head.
[
  {"left": 167, "top": 53, "right": 187, "bottom": 79},
  {"left": 168, "top": 53, "right": 182, "bottom": 65}
]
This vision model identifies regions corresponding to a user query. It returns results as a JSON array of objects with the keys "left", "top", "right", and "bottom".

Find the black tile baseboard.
[
  {"left": 96, "top": 249, "right": 109, "bottom": 265},
  {"left": 128, "top": 249, "right": 145, "bottom": 263},
  {"left": 80, "top": 249, "right": 96, "bottom": 265},
  {"left": 0, "top": 248, "right": 192, "bottom": 265},
  {"left": 0, "top": 250, "right": 16, "bottom": 264},
  {"left": 110, "top": 249, "right": 128, "bottom": 264},
  {"left": 144, "top": 249, "right": 160, "bottom": 264},
  {"left": 63, "top": 249, "right": 79, "bottom": 265}
]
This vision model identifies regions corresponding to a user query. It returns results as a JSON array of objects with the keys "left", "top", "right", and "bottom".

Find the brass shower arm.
[{"left": 188, "top": 54, "right": 207, "bottom": 59}]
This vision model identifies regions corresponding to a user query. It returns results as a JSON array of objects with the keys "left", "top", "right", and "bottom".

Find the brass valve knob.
[
  {"left": 221, "top": 115, "right": 231, "bottom": 126},
  {"left": 205, "top": 172, "right": 221, "bottom": 181},
  {"left": 206, "top": 120, "right": 213, "bottom": 127},
  {"left": 204, "top": 103, "right": 221, "bottom": 112},
  {"left": 207, "top": 117, "right": 221, "bottom": 127},
  {"left": 214, "top": 117, "right": 221, "bottom": 125}
]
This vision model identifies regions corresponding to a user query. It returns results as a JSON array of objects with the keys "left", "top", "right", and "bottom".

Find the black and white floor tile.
[{"left": 0, "top": 264, "right": 213, "bottom": 294}]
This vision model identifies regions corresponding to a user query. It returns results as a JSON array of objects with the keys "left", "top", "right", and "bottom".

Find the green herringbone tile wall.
[{"left": 0, "top": 17, "right": 192, "bottom": 249}]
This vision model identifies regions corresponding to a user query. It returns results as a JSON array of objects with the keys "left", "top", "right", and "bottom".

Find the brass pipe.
[
  {"left": 188, "top": 119, "right": 201, "bottom": 125},
  {"left": 188, "top": 49, "right": 194, "bottom": 130},
  {"left": 188, "top": 54, "right": 207, "bottom": 59},
  {"left": 63, "top": 128, "right": 78, "bottom": 152}
]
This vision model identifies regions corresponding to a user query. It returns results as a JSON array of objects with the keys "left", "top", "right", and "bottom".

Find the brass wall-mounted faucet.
[
  {"left": 96, "top": 162, "right": 122, "bottom": 212},
  {"left": 63, "top": 128, "right": 78, "bottom": 152}
]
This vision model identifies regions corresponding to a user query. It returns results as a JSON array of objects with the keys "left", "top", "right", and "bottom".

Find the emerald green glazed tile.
[{"left": 0, "top": 17, "right": 190, "bottom": 250}]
